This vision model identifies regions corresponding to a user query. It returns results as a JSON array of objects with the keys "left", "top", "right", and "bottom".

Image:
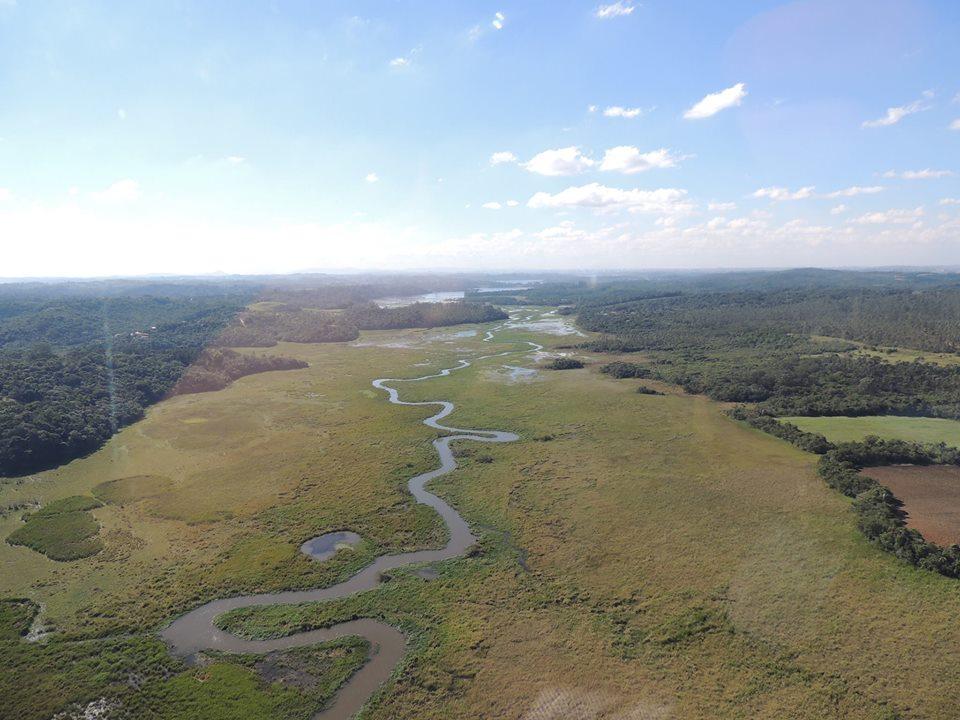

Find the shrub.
[
  {"left": 6, "top": 495, "right": 103, "bottom": 561},
  {"left": 600, "top": 362, "right": 651, "bottom": 379},
  {"left": 546, "top": 358, "right": 584, "bottom": 370}
]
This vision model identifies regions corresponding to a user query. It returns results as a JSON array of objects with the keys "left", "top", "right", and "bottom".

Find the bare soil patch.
[{"left": 864, "top": 464, "right": 960, "bottom": 546}]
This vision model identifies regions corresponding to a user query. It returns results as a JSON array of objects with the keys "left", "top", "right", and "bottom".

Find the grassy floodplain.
[
  {"left": 4, "top": 310, "right": 960, "bottom": 718},
  {"left": 782, "top": 415, "right": 960, "bottom": 446}
]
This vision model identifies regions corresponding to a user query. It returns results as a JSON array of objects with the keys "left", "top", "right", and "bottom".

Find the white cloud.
[
  {"left": 489, "top": 151, "right": 518, "bottom": 166},
  {"left": 595, "top": 2, "right": 635, "bottom": 19},
  {"left": 603, "top": 106, "right": 643, "bottom": 119},
  {"left": 882, "top": 168, "right": 955, "bottom": 180},
  {"left": 0, "top": 188, "right": 11, "bottom": 201},
  {"left": 225, "top": 155, "right": 246, "bottom": 166},
  {"left": 365, "top": 172, "right": 379, "bottom": 183},
  {"left": 528, "top": 183, "right": 692, "bottom": 215},
  {"left": 482, "top": 201, "right": 502, "bottom": 210},
  {"left": 117, "top": 108, "right": 127, "bottom": 121},
  {"left": 524, "top": 146, "right": 596, "bottom": 176},
  {"left": 492, "top": 11, "right": 505, "bottom": 30},
  {"left": 707, "top": 201, "right": 736, "bottom": 212},
  {"left": 506, "top": 199, "right": 520, "bottom": 207},
  {"left": 587, "top": 105, "right": 598, "bottom": 113},
  {"left": 831, "top": 204, "right": 848, "bottom": 215},
  {"left": 826, "top": 185, "right": 884, "bottom": 197},
  {"left": 951, "top": 119, "right": 960, "bottom": 131},
  {"left": 389, "top": 46, "right": 421, "bottom": 68},
  {"left": 683, "top": 83, "right": 747, "bottom": 120},
  {"left": 940, "top": 198, "right": 960, "bottom": 206},
  {"left": 599, "top": 146, "right": 680, "bottom": 174},
  {"left": 862, "top": 91, "right": 934, "bottom": 128},
  {"left": 852, "top": 207, "right": 924, "bottom": 225},
  {"left": 752, "top": 186, "right": 815, "bottom": 201},
  {"left": 89, "top": 179, "right": 141, "bottom": 204}
]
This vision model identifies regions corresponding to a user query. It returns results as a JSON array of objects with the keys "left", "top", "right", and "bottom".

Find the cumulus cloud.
[
  {"left": 940, "top": 198, "right": 960, "bottom": 206},
  {"left": 599, "top": 146, "right": 680, "bottom": 174},
  {"left": 826, "top": 185, "right": 883, "bottom": 197},
  {"left": 528, "top": 183, "right": 691, "bottom": 215},
  {"left": 482, "top": 200, "right": 520, "bottom": 210},
  {"left": 708, "top": 201, "right": 736, "bottom": 212},
  {"left": 830, "top": 204, "right": 848, "bottom": 215},
  {"left": 882, "top": 168, "right": 955, "bottom": 180},
  {"left": 603, "top": 106, "right": 644, "bottom": 119},
  {"left": 365, "top": 172, "right": 379, "bottom": 183},
  {"left": 489, "top": 151, "right": 518, "bottom": 166},
  {"left": 952, "top": 119, "right": 960, "bottom": 131},
  {"left": 862, "top": 91, "right": 934, "bottom": 128},
  {"left": 752, "top": 186, "right": 815, "bottom": 201},
  {"left": 492, "top": 11, "right": 505, "bottom": 29},
  {"left": 683, "top": 83, "right": 747, "bottom": 120},
  {"left": 595, "top": 2, "right": 635, "bottom": 19},
  {"left": 524, "top": 146, "right": 596, "bottom": 176},
  {"left": 389, "top": 45, "right": 421, "bottom": 68},
  {"left": 90, "top": 179, "right": 141, "bottom": 204},
  {"left": 852, "top": 207, "right": 924, "bottom": 225}
]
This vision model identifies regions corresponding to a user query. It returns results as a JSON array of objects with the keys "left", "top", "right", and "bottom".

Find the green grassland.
[
  {"left": 5, "top": 313, "right": 960, "bottom": 718},
  {"left": 6, "top": 495, "right": 104, "bottom": 561},
  {"left": 782, "top": 415, "right": 960, "bottom": 446}
]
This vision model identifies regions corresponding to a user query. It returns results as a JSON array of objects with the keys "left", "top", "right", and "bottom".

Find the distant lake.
[{"left": 374, "top": 284, "right": 533, "bottom": 308}]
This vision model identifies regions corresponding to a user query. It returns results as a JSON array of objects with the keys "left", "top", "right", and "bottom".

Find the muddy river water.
[{"left": 161, "top": 333, "right": 541, "bottom": 719}]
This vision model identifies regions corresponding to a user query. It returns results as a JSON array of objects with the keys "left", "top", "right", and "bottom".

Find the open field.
[
  {"left": 863, "top": 465, "right": 960, "bottom": 546},
  {"left": 5, "top": 310, "right": 960, "bottom": 718},
  {"left": 810, "top": 335, "right": 960, "bottom": 367},
  {"left": 782, "top": 415, "right": 960, "bottom": 446}
]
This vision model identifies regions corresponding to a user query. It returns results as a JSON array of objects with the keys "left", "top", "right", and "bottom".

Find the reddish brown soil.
[{"left": 864, "top": 465, "right": 960, "bottom": 546}]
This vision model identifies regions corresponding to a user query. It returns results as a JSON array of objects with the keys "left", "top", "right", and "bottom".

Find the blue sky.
[{"left": 1, "top": 0, "right": 959, "bottom": 276}]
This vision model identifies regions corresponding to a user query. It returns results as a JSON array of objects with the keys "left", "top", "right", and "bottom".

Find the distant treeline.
[
  {"left": 216, "top": 302, "right": 508, "bottom": 347},
  {"left": 560, "top": 280, "right": 960, "bottom": 419},
  {"left": 578, "top": 289, "right": 960, "bottom": 354}
]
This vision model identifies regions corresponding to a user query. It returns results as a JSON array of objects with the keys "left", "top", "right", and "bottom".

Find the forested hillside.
[
  {"left": 558, "top": 275, "right": 960, "bottom": 420},
  {"left": 0, "top": 295, "right": 246, "bottom": 476}
]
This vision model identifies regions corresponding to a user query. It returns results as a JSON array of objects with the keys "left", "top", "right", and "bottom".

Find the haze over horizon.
[{"left": 1, "top": 0, "right": 959, "bottom": 277}]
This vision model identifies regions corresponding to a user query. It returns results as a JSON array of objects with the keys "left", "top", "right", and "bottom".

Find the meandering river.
[{"left": 161, "top": 332, "right": 541, "bottom": 719}]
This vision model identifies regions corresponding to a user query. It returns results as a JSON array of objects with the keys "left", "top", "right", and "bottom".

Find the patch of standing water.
[
  {"left": 505, "top": 315, "right": 584, "bottom": 336},
  {"left": 503, "top": 365, "right": 539, "bottom": 382},
  {"left": 299, "top": 531, "right": 362, "bottom": 562}
]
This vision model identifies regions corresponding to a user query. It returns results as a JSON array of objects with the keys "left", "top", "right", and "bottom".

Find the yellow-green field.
[
  {"left": 782, "top": 415, "right": 960, "bottom": 446},
  {"left": 5, "top": 313, "right": 960, "bottom": 719},
  {"left": 810, "top": 334, "right": 960, "bottom": 367}
]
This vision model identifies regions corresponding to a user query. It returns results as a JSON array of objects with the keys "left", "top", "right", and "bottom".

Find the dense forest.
[
  {"left": 0, "top": 295, "right": 246, "bottom": 476},
  {"left": 170, "top": 349, "right": 308, "bottom": 395},
  {"left": 534, "top": 275, "right": 960, "bottom": 420}
]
